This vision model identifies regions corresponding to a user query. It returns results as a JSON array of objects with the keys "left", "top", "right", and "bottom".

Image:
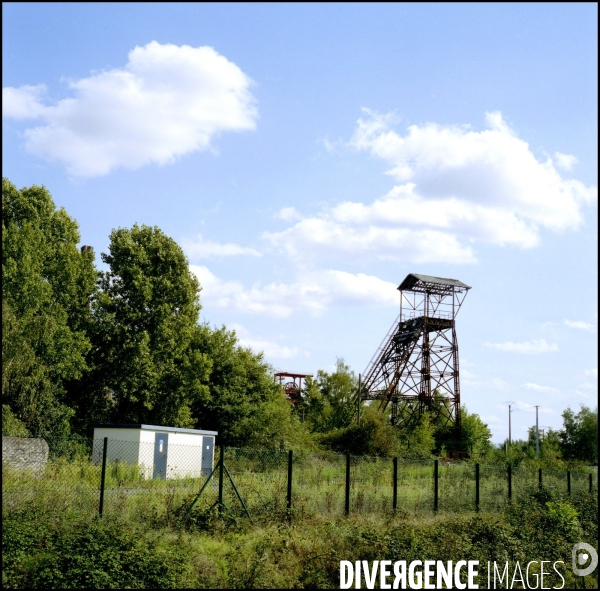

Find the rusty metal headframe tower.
[
  {"left": 274, "top": 372, "right": 312, "bottom": 404},
  {"left": 360, "top": 273, "right": 471, "bottom": 441}
]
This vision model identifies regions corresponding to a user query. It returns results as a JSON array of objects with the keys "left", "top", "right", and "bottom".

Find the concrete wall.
[{"left": 2, "top": 437, "right": 49, "bottom": 476}]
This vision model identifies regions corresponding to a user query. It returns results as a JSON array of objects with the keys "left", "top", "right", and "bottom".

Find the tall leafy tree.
[
  {"left": 2, "top": 179, "right": 97, "bottom": 436},
  {"left": 459, "top": 406, "right": 492, "bottom": 455},
  {"left": 559, "top": 405, "right": 598, "bottom": 463},
  {"left": 77, "top": 224, "right": 211, "bottom": 432},
  {"left": 301, "top": 358, "right": 357, "bottom": 433},
  {"left": 190, "top": 324, "right": 313, "bottom": 448}
]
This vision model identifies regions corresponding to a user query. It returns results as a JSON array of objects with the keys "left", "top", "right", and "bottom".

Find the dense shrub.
[{"left": 3, "top": 485, "right": 597, "bottom": 588}]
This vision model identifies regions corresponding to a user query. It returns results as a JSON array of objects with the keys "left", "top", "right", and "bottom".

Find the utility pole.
[
  {"left": 357, "top": 374, "right": 361, "bottom": 427},
  {"left": 504, "top": 401, "right": 515, "bottom": 453},
  {"left": 534, "top": 405, "right": 540, "bottom": 457}
]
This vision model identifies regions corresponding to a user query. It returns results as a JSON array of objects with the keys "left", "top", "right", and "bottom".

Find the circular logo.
[{"left": 572, "top": 543, "right": 598, "bottom": 577}]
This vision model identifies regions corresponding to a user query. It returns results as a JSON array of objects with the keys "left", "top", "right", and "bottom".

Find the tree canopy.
[
  {"left": 2, "top": 179, "right": 96, "bottom": 436},
  {"left": 6, "top": 178, "right": 590, "bottom": 465},
  {"left": 72, "top": 224, "right": 212, "bottom": 432},
  {"left": 2, "top": 180, "right": 313, "bottom": 449},
  {"left": 559, "top": 405, "right": 598, "bottom": 463}
]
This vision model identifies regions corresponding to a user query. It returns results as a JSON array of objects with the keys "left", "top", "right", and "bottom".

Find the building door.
[
  {"left": 201, "top": 436, "right": 214, "bottom": 476},
  {"left": 153, "top": 433, "right": 168, "bottom": 479}
]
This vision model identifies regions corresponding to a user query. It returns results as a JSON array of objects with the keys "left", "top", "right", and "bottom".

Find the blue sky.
[{"left": 3, "top": 3, "right": 597, "bottom": 442}]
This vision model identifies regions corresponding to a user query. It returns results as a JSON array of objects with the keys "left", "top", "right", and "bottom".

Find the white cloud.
[
  {"left": 584, "top": 368, "right": 598, "bottom": 379},
  {"left": 181, "top": 234, "right": 261, "bottom": 259},
  {"left": 564, "top": 319, "right": 597, "bottom": 333},
  {"left": 190, "top": 264, "right": 397, "bottom": 317},
  {"left": 276, "top": 207, "right": 303, "bottom": 222},
  {"left": 266, "top": 110, "right": 596, "bottom": 264},
  {"left": 2, "top": 41, "right": 257, "bottom": 176},
  {"left": 521, "top": 382, "right": 559, "bottom": 394},
  {"left": 230, "top": 324, "right": 304, "bottom": 360},
  {"left": 553, "top": 152, "right": 578, "bottom": 171},
  {"left": 264, "top": 213, "right": 477, "bottom": 264},
  {"left": 513, "top": 401, "right": 556, "bottom": 414},
  {"left": 2, "top": 84, "right": 48, "bottom": 119},
  {"left": 483, "top": 339, "right": 559, "bottom": 354}
]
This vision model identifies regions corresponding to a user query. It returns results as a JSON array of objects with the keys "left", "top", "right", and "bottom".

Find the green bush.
[
  {"left": 3, "top": 481, "right": 597, "bottom": 588},
  {"left": 2, "top": 510, "right": 187, "bottom": 589}
]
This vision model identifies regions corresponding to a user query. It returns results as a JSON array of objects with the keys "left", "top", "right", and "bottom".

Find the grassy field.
[
  {"left": 3, "top": 457, "right": 598, "bottom": 589},
  {"left": 3, "top": 443, "right": 595, "bottom": 526}
]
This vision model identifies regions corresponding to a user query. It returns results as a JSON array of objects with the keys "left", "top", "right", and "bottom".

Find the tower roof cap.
[{"left": 398, "top": 273, "right": 471, "bottom": 293}]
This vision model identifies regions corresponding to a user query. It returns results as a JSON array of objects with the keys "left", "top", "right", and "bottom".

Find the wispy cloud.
[
  {"left": 230, "top": 324, "right": 306, "bottom": 360},
  {"left": 275, "top": 207, "right": 303, "bottom": 222},
  {"left": 483, "top": 339, "right": 559, "bottom": 354},
  {"left": 564, "top": 319, "right": 597, "bottom": 333},
  {"left": 553, "top": 152, "right": 578, "bottom": 171},
  {"left": 521, "top": 382, "right": 559, "bottom": 394},
  {"left": 2, "top": 42, "right": 257, "bottom": 177},
  {"left": 181, "top": 234, "right": 261, "bottom": 260},
  {"left": 190, "top": 265, "right": 397, "bottom": 317},
  {"left": 512, "top": 401, "right": 557, "bottom": 414}
]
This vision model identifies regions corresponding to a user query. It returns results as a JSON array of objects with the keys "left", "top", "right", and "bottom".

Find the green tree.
[
  {"left": 522, "top": 426, "right": 562, "bottom": 461},
  {"left": 399, "top": 411, "right": 436, "bottom": 457},
  {"left": 559, "top": 406, "right": 598, "bottom": 463},
  {"left": 318, "top": 404, "right": 400, "bottom": 456},
  {"left": 301, "top": 358, "right": 357, "bottom": 433},
  {"left": 190, "top": 324, "right": 314, "bottom": 448},
  {"left": 459, "top": 406, "right": 492, "bottom": 456},
  {"left": 2, "top": 179, "right": 97, "bottom": 436},
  {"left": 77, "top": 224, "right": 211, "bottom": 432}
]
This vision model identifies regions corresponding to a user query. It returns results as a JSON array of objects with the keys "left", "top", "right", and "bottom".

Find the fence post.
[
  {"left": 475, "top": 463, "right": 480, "bottom": 511},
  {"left": 567, "top": 471, "right": 571, "bottom": 495},
  {"left": 508, "top": 465, "right": 512, "bottom": 501},
  {"left": 345, "top": 453, "right": 351, "bottom": 517},
  {"left": 393, "top": 457, "right": 398, "bottom": 513},
  {"left": 99, "top": 437, "right": 108, "bottom": 517},
  {"left": 590, "top": 473, "right": 593, "bottom": 494},
  {"left": 218, "top": 444, "right": 224, "bottom": 517},
  {"left": 433, "top": 459, "right": 439, "bottom": 512},
  {"left": 287, "top": 450, "right": 293, "bottom": 522},
  {"left": 538, "top": 468, "right": 542, "bottom": 490}
]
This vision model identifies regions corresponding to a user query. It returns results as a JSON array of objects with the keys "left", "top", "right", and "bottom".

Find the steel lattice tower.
[{"left": 360, "top": 274, "right": 471, "bottom": 442}]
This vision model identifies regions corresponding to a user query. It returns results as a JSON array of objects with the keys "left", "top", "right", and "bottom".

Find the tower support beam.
[{"left": 360, "top": 274, "right": 471, "bottom": 448}]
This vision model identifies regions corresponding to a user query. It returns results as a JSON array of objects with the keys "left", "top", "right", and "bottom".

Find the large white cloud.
[
  {"left": 191, "top": 264, "right": 397, "bottom": 318},
  {"left": 265, "top": 110, "right": 596, "bottom": 264},
  {"left": 2, "top": 42, "right": 257, "bottom": 176}
]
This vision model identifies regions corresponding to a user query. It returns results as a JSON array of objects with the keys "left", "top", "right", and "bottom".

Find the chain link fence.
[{"left": 2, "top": 435, "right": 597, "bottom": 524}]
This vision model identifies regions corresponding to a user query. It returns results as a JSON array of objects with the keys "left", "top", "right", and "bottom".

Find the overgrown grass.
[
  {"left": 3, "top": 456, "right": 598, "bottom": 588},
  {"left": 3, "top": 450, "right": 595, "bottom": 525}
]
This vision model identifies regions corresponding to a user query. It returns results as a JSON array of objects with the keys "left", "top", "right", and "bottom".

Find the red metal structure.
[
  {"left": 360, "top": 273, "right": 471, "bottom": 441},
  {"left": 274, "top": 372, "right": 312, "bottom": 404}
]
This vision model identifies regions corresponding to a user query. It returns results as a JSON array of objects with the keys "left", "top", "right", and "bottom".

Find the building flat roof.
[{"left": 93, "top": 424, "right": 218, "bottom": 435}]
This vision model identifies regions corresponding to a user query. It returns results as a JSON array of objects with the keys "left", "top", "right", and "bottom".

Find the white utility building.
[{"left": 92, "top": 424, "right": 217, "bottom": 479}]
